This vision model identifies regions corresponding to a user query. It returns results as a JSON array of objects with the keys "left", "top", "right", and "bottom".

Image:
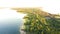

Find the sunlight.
[
  {"left": 0, "top": 0, "right": 60, "bottom": 14},
  {"left": 0, "top": 8, "right": 26, "bottom": 20}
]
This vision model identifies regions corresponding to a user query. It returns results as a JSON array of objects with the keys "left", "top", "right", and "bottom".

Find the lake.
[{"left": 0, "top": 18, "right": 23, "bottom": 34}]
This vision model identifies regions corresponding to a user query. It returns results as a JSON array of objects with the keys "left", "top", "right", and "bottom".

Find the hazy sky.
[{"left": 0, "top": 0, "right": 60, "bottom": 14}]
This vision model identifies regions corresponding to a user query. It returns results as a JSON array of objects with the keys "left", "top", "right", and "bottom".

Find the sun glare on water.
[{"left": 0, "top": 8, "right": 26, "bottom": 20}]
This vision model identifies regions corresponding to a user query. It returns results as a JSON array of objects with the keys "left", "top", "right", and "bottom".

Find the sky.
[
  {"left": 0, "top": 0, "right": 60, "bottom": 14},
  {"left": 0, "top": 0, "right": 60, "bottom": 20}
]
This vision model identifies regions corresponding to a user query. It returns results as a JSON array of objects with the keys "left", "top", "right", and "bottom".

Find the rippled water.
[{"left": 0, "top": 18, "right": 23, "bottom": 34}]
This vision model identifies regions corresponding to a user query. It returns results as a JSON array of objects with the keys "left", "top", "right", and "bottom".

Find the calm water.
[{"left": 0, "top": 18, "right": 23, "bottom": 34}]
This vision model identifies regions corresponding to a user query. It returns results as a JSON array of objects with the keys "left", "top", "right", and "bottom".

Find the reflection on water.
[{"left": 0, "top": 18, "right": 23, "bottom": 34}]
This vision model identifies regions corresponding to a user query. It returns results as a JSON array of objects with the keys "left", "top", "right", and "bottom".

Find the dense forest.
[{"left": 12, "top": 8, "right": 60, "bottom": 34}]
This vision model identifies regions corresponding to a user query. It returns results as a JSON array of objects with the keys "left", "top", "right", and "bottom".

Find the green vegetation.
[{"left": 13, "top": 8, "right": 60, "bottom": 34}]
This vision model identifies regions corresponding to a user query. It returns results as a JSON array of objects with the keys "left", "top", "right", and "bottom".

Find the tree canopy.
[{"left": 12, "top": 8, "right": 60, "bottom": 34}]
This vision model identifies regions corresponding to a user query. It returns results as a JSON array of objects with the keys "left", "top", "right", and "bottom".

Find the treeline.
[{"left": 12, "top": 8, "right": 60, "bottom": 34}]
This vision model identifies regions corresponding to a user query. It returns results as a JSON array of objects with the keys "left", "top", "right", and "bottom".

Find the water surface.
[{"left": 0, "top": 18, "right": 23, "bottom": 34}]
